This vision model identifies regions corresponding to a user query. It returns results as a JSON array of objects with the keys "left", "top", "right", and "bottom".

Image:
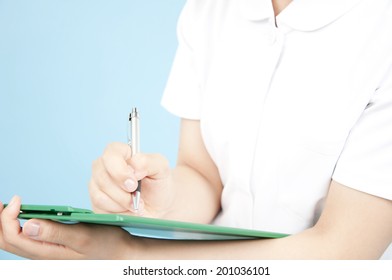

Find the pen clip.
[{"left": 127, "top": 111, "right": 132, "bottom": 147}]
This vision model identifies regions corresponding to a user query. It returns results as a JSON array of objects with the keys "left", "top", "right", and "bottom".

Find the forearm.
[
  {"left": 131, "top": 227, "right": 382, "bottom": 260},
  {"left": 129, "top": 228, "right": 325, "bottom": 260},
  {"left": 159, "top": 119, "right": 222, "bottom": 223},
  {"left": 161, "top": 164, "right": 221, "bottom": 224},
  {"left": 130, "top": 182, "right": 392, "bottom": 260}
]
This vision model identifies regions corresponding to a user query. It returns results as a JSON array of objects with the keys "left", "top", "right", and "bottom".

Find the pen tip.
[{"left": 132, "top": 191, "right": 141, "bottom": 211}]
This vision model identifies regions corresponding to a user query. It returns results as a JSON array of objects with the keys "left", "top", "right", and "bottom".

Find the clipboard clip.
[{"left": 3, "top": 204, "right": 93, "bottom": 217}]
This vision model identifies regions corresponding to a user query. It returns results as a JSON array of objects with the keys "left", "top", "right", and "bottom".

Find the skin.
[
  {"left": 272, "top": 0, "right": 293, "bottom": 16},
  {"left": 1, "top": 120, "right": 391, "bottom": 259},
  {"left": 1, "top": 1, "right": 391, "bottom": 259}
]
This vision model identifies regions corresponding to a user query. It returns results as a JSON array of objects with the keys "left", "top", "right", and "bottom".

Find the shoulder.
[
  {"left": 178, "top": 0, "right": 239, "bottom": 32},
  {"left": 176, "top": 0, "right": 240, "bottom": 52},
  {"left": 181, "top": 0, "right": 236, "bottom": 16}
]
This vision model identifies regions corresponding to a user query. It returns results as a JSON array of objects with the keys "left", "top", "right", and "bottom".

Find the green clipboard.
[{"left": 11, "top": 204, "right": 289, "bottom": 241}]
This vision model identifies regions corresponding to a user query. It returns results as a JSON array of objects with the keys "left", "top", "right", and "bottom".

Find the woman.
[{"left": 1, "top": 0, "right": 391, "bottom": 259}]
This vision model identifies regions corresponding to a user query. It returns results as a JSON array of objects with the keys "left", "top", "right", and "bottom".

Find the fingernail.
[
  {"left": 124, "top": 179, "right": 135, "bottom": 192},
  {"left": 24, "top": 222, "right": 40, "bottom": 238}
]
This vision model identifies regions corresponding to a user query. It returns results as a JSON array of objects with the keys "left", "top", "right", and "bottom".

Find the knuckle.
[
  {"left": 90, "top": 191, "right": 108, "bottom": 212},
  {"left": 91, "top": 158, "right": 99, "bottom": 170},
  {"left": 101, "top": 152, "right": 132, "bottom": 180},
  {"left": 133, "top": 153, "right": 170, "bottom": 177},
  {"left": 43, "top": 224, "right": 61, "bottom": 242},
  {"left": 91, "top": 158, "right": 103, "bottom": 177},
  {"left": 88, "top": 180, "right": 97, "bottom": 199},
  {"left": 103, "top": 142, "right": 126, "bottom": 158},
  {"left": 102, "top": 143, "right": 119, "bottom": 162},
  {"left": 91, "top": 159, "right": 110, "bottom": 186},
  {"left": 101, "top": 150, "right": 112, "bottom": 164},
  {"left": 110, "top": 168, "right": 125, "bottom": 180},
  {"left": 137, "top": 153, "right": 148, "bottom": 166},
  {"left": 104, "top": 142, "right": 119, "bottom": 153}
]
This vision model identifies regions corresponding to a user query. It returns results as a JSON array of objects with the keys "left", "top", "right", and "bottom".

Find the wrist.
[{"left": 126, "top": 236, "right": 165, "bottom": 260}]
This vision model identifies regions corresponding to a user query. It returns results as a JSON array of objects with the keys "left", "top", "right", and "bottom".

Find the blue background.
[{"left": 0, "top": 0, "right": 185, "bottom": 259}]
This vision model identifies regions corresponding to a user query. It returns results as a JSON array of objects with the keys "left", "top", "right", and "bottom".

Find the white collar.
[
  {"left": 239, "top": 0, "right": 363, "bottom": 31},
  {"left": 238, "top": 0, "right": 275, "bottom": 21}
]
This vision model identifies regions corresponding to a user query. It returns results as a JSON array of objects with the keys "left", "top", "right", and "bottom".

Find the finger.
[
  {"left": 1, "top": 196, "right": 23, "bottom": 244},
  {"left": 89, "top": 190, "right": 146, "bottom": 217},
  {"left": 0, "top": 197, "right": 22, "bottom": 255},
  {"left": 1, "top": 197, "right": 80, "bottom": 259},
  {"left": 91, "top": 158, "right": 139, "bottom": 212},
  {"left": 23, "top": 219, "right": 133, "bottom": 259},
  {"left": 102, "top": 142, "right": 135, "bottom": 185},
  {"left": 93, "top": 156, "right": 138, "bottom": 193},
  {"left": 0, "top": 200, "right": 4, "bottom": 215},
  {"left": 131, "top": 153, "right": 170, "bottom": 181},
  {"left": 0, "top": 200, "right": 9, "bottom": 249},
  {"left": 22, "top": 219, "right": 89, "bottom": 249},
  {"left": 88, "top": 179, "right": 137, "bottom": 214},
  {"left": 0, "top": 200, "right": 4, "bottom": 233}
]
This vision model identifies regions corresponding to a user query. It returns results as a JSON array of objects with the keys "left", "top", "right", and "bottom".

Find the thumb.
[
  {"left": 131, "top": 153, "right": 170, "bottom": 181},
  {"left": 23, "top": 219, "right": 132, "bottom": 259},
  {"left": 23, "top": 219, "right": 90, "bottom": 251}
]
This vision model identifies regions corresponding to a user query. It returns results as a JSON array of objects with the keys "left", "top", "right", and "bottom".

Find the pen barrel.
[{"left": 130, "top": 108, "right": 140, "bottom": 156}]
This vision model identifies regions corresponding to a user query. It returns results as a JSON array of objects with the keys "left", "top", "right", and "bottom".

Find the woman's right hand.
[{"left": 89, "top": 142, "right": 174, "bottom": 218}]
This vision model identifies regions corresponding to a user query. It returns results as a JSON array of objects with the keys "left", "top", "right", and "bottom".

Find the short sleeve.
[
  {"left": 333, "top": 66, "right": 392, "bottom": 200},
  {"left": 161, "top": 0, "right": 202, "bottom": 120}
]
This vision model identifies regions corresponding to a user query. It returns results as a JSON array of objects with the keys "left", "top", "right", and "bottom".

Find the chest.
[{"left": 198, "top": 18, "right": 374, "bottom": 185}]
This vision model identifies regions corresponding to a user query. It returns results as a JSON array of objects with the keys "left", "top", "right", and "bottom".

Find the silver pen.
[{"left": 128, "top": 107, "right": 141, "bottom": 210}]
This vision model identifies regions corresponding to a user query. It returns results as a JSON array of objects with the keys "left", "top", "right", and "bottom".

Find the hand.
[
  {"left": 89, "top": 142, "right": 174, "bottom": 218},
  {"left": 0, "top": 196, "right": 138, "bottom": 259}
]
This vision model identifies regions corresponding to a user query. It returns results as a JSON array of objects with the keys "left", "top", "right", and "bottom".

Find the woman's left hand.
[{"left": 0, "top": 196, "right": 139, "bottom": 259}]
